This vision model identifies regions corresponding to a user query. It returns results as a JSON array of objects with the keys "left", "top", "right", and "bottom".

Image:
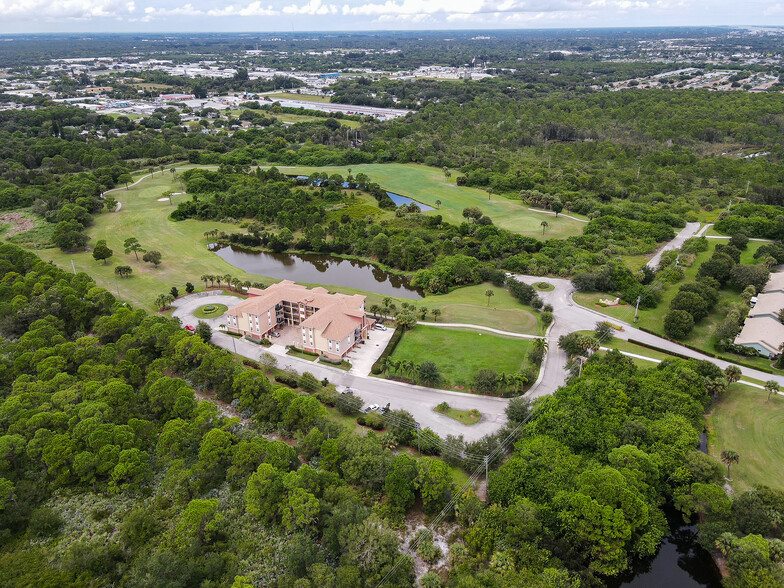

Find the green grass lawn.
[
  {"left": 269, "top": 163, "right": 586, "bottom": 239},
  {"left": 286, "top": 349, "right": 318, "bottom": 362},
  {"left": 421, "top": 282, "right": 543, "bottom": 335},
  {"left": 194, "top": 303, "right": 228, "bottom": 319},
  {"left": 389, "top": 325, "right": 533, "bottom": 389},
  {"left": 708, "top": 383, "right": 784, "bottom": 493},
  {"left": 270, "top": 112, "right": 361, "bottom": 128},
  {"left": 534, "top": 282, "right": 554, "bottom": 291},
  {"left": 435, "top": 406, "right": 481, "bottom": 425},
  {"left": 267, "top": 91, "right": 332, "bottom": 103}
]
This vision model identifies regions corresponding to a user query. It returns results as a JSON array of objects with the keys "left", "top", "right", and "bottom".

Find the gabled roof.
[
  {"left": 748, "top": 291, "right": 784, "bottom": 320},
  {"left": 764, "top": 272, "right": 784, "bottom": 293}
]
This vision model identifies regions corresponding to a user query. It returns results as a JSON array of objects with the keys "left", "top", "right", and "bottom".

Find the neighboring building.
[
  {"left": 224, "top": 280, "right": 370, "bottom": 360},
  {"left": 160, "top": 93, "right": 195, "bottom": 100},
  {"left": 734, "top": 272, "right": 784, "bottom": 357}
]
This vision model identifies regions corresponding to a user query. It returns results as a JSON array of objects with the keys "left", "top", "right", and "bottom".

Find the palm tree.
[
  {"left": 765, "top": 380, "right": 780, "bottom": 401},
  {"left": 540, "top": 220, "right": 549, "bottom": 235},
  {"left": 720, "top": 449, "right": 739, "bottom": 479},
  {"left": 223, "top": 274, "right": 233, "bottom": 290},
  {"left": 435, "top": 199, "right": 442, "bottom": 209},
  {"left": 487, "top": 187, "right": 492, "bottom": 201},
  {"left": 497, "top": 372, "right": 509, "bottom": 395},
  {"left": 705, "top": 377, "right": 728, "bottom": 400},
  {"left": 369, "top": 304, "right": 381, "bottom": 319},
  {"left": 532, "top": 337, "right": 549, "bottom": 354},
  {"left": 201, "top": 274, "right": 210, "bottom": 288},
  {"left": 382, "top": 296, "right": 392, "bottom": 317},
  {"left": 208, "top": 274, "right": 216, "bottom": 287},
  {"left": 432, "top": 308, "right": 441, "bottom": 322},
  {"left": 243, "top": 280, "right": 252, "bottom": 291},
  {"left": 215, "top": 276, "right": 222, "bottom": 288},
  {"left": 724, "top": 365, "right": 742, "bottom": 384},
  {"left": 485, "top": 289, "right": 494, "bottom": 306},
  {"left": 513, "top": 373, "right": 529, "bottom": 394},
  {"left": 418, "top": 307, "right": 428, "bottom": 320}
]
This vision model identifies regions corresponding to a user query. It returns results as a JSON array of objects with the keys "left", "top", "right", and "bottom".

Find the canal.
[{"left": 209, "top": 244, "right": 423, "bottom": 299}]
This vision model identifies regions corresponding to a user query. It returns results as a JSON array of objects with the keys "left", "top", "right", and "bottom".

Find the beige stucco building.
[{"left": 224, "top": 280, "right": 370, "bottom": 360}]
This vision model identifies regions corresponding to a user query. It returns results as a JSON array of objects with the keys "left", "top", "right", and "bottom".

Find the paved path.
[
  {"left": 697, "top": 223, "right": 772, "bottom": 242},
  {"left": 527, "top": 208, "right": 588, "bottom": 223},
  {"left": 418, "top": 322, "right": 542, "bottom": 339},
  {"left": 646, "top": 222, "right": 701, "bottom": 270}
]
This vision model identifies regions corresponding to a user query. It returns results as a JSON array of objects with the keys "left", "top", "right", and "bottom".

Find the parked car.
[
  {"left": 364, "top": 404, "right": 380, "bottom": 413},
  {"left": 270, "top": 331, "right": 281, "bottom": 338},
  {"left": 504, "top": 272, "right": 513, "bottom": 278},
  {"left": 375, "top": 324, "right": 387, "bottom": 331},
  {"left": 185, "top": 324, "right": 195, "bottom": 332},
  {"left": 341, "top": 388, "right": 354, "bottom": 395}
]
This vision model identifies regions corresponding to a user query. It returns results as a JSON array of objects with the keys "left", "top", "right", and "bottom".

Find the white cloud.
[
  {"left": 282, "top": 0, "right": 337, "bottom": 14},
  {"left": 340, "top": 0, "right": 656, "bottom": 17},
  {"left": 0, "top": 0, "right": 135, "bottom": 19}
]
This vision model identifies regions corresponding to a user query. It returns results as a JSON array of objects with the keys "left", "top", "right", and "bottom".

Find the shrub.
[
  {"left": 435, "top": 401, "right": 449, "bottom": 413},
  {"left": 244, "top": 335, "right": 262, "bottom": 345},
  {"left": 275, "top": 372, "right": 299, "bottom": 388},
  {"left": 664, "top": 310, "right": 695, "bottom": 339},
  {"left": 242, "top": 359, "right": 260, "bottom": 369},
  {"left": 358, "top": 412, "right": 384, "bottom": 430}
]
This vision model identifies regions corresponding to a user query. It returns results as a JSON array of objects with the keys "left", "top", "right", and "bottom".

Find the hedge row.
[
  {"left": 275, "top": 373, "right": 299, "bottom": 388},
  {"left": 370, "top": 326, "right": 403, "bottom": 375}
]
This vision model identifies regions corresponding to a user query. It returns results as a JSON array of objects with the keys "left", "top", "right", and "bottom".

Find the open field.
[
  {"left": 14, "top": 169, "right": 546, "bottom": 328},
  {"left": 267, "top": 92, "right": 332, "bottom": 103},
  {"left": 707, "top": 383, "right": 784, "bottom": 493},
  {"left": 272, "top": 112, "right": 361, "bottom": 128},
  {"left": 389, "top": 325, "right": 533, "bottom": 389},
  {"left": 422, "top": 283, "right": 543, "bottom": 334},
  {"left": 270, "top": 163, "right": 586, "bottom": 239}
]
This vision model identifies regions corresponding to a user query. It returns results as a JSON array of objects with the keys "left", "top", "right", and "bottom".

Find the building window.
[
  {"left": 328, "top": 340, "right": 333, "bottom": 351},
  {"left": 336, "top": 341, "right": 340, "bottom": 353}
]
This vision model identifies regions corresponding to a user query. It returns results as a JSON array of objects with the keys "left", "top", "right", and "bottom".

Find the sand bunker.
[{"left": 157, "top": 197, "right": 170, "bottom": 201}]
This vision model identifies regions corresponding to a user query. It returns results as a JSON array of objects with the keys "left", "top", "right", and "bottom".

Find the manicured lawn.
[
  {"left": 389, "top": 325, "right": 533, "bottom": 389},
  {"left": 25, "top": 169, "right": 410, "bottom": 313},
  {"left": 269, "top": 163, "right": 586, "bottom": 239},
  {"left": 707, "top": 383, "right": 784, "bottom": 493},
  {"left": 534, "top": 282, "right": 554, "bottom": 291},
  {"left": 268, "top": 91, "right": 332, "bottom": 103},
  {"left": 194, "top": 303, "right": 228, "bottom": 319},
  {"left": 286, "top": 349, "right": 318, "bottom": 362},
  {"left": 421, "top": 282, "right": 543, "bottom": 335},
  {"left": 435, "top": 406, "right": 482, "bottom": 425},
  {"left": 272, "top": 112, "right": 360, "bottom": 128}
]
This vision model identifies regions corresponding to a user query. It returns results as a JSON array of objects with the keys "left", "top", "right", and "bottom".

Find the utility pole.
[
  {"left": 634, "top": 296, "right": 641, "bottom": 323},
  {"left": 484, "top": 455, "right": 489, "bottom": 481},
  {"left": 71, "top": 259, "right": 76, "bottom": 275},
  {"left": 745, "top": 180, "right": 750, "bottom": 196},
  {"left": 417, "top": 426, "right": 421, "bottom": 457},
  {"left": 548, "top": 156, "right": 551, "bottom": 169}
]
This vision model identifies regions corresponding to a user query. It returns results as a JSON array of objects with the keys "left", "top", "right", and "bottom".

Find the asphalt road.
[
  {"left": 646, "top": 222, "right": 701, "bottom": 270},
  {"left": 172, "top": 293, "right": 509, "bottom": 441}
]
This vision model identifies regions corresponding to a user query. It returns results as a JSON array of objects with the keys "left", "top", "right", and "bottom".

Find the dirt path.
[{"left": 0, "top": 212, "right": 36, "bottom": 236}]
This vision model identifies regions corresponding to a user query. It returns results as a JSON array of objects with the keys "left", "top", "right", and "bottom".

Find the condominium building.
[{"left": 224, "top": 280, "right": 370, "bottom": 360}]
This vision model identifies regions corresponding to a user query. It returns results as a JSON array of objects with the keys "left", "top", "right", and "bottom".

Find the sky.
[{"left": 0, "top": 0, "right": 782, "bottom": 33}]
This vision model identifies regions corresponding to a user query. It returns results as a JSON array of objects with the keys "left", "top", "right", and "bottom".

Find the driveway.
[
  {"left": 646, "top": 221, "right": 701, "bottom": 270},
  {"left": 346, "top": 326, "right": 395, "bottom": 376},
  {"left": 171, "top": 291, "right": 243, "bottom": 329}
]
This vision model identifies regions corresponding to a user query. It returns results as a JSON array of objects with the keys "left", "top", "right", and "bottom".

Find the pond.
[
  {"left": 385, "top": 191, "right": 435, "bottom": 211},
  {"left": 209, "top": 244, "right": 423, "bottom": 299},
  {"left": 607, "top": 505, "right": 722, "bottom": 588}
]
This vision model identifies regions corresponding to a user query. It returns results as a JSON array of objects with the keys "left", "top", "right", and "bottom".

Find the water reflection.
[
  {"left": 607, "top": 506, "right": 721, "bottom": 588},
  {"left": 209, "top": 244, "right": 423, "bottom": 299}
]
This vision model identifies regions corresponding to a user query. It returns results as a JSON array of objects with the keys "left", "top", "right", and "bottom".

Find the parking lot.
[{"left": 346, "top": 325, "right": 396, "bottom": 376}]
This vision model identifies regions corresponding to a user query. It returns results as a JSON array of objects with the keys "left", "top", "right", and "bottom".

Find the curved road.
[{"left": 169, "top": 221, "right": 784, "bottom": 441}]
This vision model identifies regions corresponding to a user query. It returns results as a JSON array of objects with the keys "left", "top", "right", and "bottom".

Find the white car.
[
  {"left": 365, "top": 404, "right": 380, "bottom": 413},
  {"left": 504, "top": 272, "right": 513, "bottom": 278},
  {"left": 375, "top": 324, "right": 387, "bottom": 331}
]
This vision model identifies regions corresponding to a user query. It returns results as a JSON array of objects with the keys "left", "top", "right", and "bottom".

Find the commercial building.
[{"left": 224, "top": 280, "right": 370, "bottom": 360}]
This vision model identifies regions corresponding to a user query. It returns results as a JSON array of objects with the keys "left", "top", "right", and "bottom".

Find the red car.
[{"left": 185, "top": 324, "right": 195, "bottom": 332}]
